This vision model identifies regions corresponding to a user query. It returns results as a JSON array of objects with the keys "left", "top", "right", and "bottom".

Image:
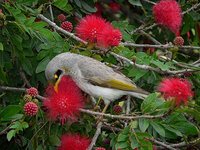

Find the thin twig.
[
  {"left": 19, "top": 68, "right": 31, "bottom": 88},
  {"left": 142, "top": 0, "right": 156, "bottom": 5},
  {"left": 79, "top": 108, "right": 167, "bottom": 120},
  {"left": 37, "top": 14, "right": 87, "bottom": 44},
  {"left": 125, "top": 96, "right": 131, "bottom": 126},
  {"left": 139, "top": 30, "right": 161, "bottom": 45},
  {"left": 110, "top": 52, "right": 199, "bottom": 75},
  {"left": 121, "top": 42, "right": 200, "bottom": 50},
  {"left": 0, "top": 86, "right": 45, "bottom": 100},
  {"left": 87, "top": 122, "right": 103, "bottom": 150},
  {"left": 48, "top": 3, "right": 56, "bottom": 32},
  {"left": 0, "top": 86, "right": 166, "bottom": 120},
  {"left": 182, "top": 3, "right": 200, "bottom": 15},
  {"left": 132, "top": 3, "right": 200, "bottom": 33},
  {"left": 150, "top": 138, "right": 177, "bottom": 150},
  {"left": 0, "top": 124, "right": 12, "bottom": 135},
  {"left": 170, "top": 137, "right": 200, "bottom": 148},
  {"left": 36, "top": 13, "right": 200, "bottom": 75}
]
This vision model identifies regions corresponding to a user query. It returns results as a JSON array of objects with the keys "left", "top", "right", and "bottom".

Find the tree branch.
[
  {"left": 121, "top": 42, "right": 200, "bottom": 50},
  {"left": 0, "top": 86, "right": 45, "bottom": 100},
  {"left": 87, "top": 122, "right": 103, "bottom": 150},
  {"left": 110, "top": 52, "right": 199, "bottom": 75},
  {"left": 150, "top": 138, "right": 177, "bottom": 150},
  {"left": 79, "top": 108, "right": 168, "bottom": 120},
  {"left": 37, "top": 14, "right": 87, "bottom": 45}
]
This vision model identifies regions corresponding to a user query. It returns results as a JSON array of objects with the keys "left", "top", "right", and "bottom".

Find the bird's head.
[{"left": 45, "top": 53, "right": 75, "bottom": 92}]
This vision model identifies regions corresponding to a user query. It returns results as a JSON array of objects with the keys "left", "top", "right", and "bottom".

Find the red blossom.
[
  {"left": 158, "top": 78, "right": 193, "bottom": 106},
  {"left": 43, "top": 76, "right": 84, "bottom": 124},
  {"left": 75, "top": 15, "right": 108, "bottom": 43},
  {"left": 57, "top": 133, "right": 90, "bottom": 150},
  {"left": 153, "top": 0, "right": 182, "bottom": 35},
  {"left": 97, "top": 25, "right": 122, "bottom": 48}
]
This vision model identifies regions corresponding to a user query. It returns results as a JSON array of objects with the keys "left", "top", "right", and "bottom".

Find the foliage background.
[{"left": 0, "top": 0, "right": 200, "bottom": 150}]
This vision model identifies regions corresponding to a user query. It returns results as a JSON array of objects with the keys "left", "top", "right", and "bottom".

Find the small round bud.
[
  {"left": 57, "top": 14, "right": 66, "bottom": 22},
  {"left": 103, "top": 138, "right": 110, "bottom": 145},
  {"left": 173, "top": 36, "right": 184, "bottom": 46},
  {"left": 32, "top": 98, "right": 39, "bottom": 104},
  {"left": 23, "top": 94, "right": 32, "bottom": 102},
  {"left": 61, "top": 21, "right": 73, "bottom": 32},
  {"left": 113, "top": 105, "right": 122, "bottom": 114},
  {"left": 24, "top": 102, "right": 38, "bottom": 116},
  {"left": 26, "top": 87, "right": 38, "bottom": 97}
]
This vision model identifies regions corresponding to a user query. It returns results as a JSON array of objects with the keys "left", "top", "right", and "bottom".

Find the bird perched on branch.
[{"left": 45, "top": 52, "right": 148, "bottom": 114}]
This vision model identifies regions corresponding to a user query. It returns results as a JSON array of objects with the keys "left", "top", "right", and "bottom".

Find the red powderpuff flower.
[
  {"left": 97, "top": 25, "right": 122, "bottom": 48},
  {"left": 75, "top": 15, "right": 108, "bottom": 43},
  {"left": 153, "top": 0, "right": 182, "bottom": 35},
  {"left": 43, "top": 76, "right": 84, "bottom": 124},
  {"left": 57, "top": 133, "right": 90, "bottom": 150},
  {"left": 26, "top": 87, "right": 38, "bottom": 97},
  {"left": 158, "top": 78, "right": 193, "bottom": 106}
]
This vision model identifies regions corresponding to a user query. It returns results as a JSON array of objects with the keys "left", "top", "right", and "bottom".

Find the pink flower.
[
  {"left": 43, "top": 76, "right": 84, "bottom": 124},
  {"left": 158, "top": 78, "right": 193, "bottom": 106},
  {"left": 153, "top": 0, "right": 182, "bottom": 35},
  {"left": 75, "top": 15, "right": 108, "bottom": 43},
  {"left": 57, "top": 133, "right": 90, "bottom": 150},
  {"left": 97, "top": 25, "right": 122, "bottom": 48}
]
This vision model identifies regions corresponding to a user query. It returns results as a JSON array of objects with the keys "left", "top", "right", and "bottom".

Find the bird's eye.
[{"left": 54, "top": 69, "right": 63, "bottom": 81}]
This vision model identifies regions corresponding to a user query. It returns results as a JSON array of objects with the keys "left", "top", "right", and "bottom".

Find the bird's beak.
[{"left": 54, "top": 77, "right": 61, "bottom": 93}]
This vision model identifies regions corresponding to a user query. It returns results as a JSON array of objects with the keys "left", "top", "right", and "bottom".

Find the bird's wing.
[{"left": 78, "top": 58, "right": 146, "bottom": 94}]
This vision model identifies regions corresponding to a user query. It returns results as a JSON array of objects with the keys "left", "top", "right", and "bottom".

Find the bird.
[{"left": 45, "top": 52, "right": 149, "bottom": 115}]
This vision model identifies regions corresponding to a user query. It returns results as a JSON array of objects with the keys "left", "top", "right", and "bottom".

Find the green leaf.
[
  {"left": 115, "top": 141, "right": 129, "bottom": 149},
  {"left": 36, "top": 57, "right": 50, "bottom": 73},
  {"left": 0, "top": 42, "right": 4, "bottom": 51},
  {"left": 141, "top": 93, "right": 165, "bottom": 114},
  {"left": 139, "top": 118, "right": 149, "bottom": 132},
  {"left": 81, "top": 1, "right": 97, "bottom": 13},
  {"left": 117, "top": 133, "right": 128, "bottom": 142},
  {"left": 49, "top": 135, "right": 60, "bottom": 146},
  {"left": 74, "top": 0, "right": 81, "bottom": 8},
  {"left": 150, "top": 121, "right": 165, "bottom": 137},
  {"left": 162, "top": 125, "right": 183, "bottom": 137},
  {"left": 53, "top": 0, "right": 72, "bottom": 13},
  {"left": 0, "top": 105, "right": 21, "bottom": 121},
  {"left": 172, "top": 122, "right": 198, "bottom": 136},
  {"left": 130, "top": 133, "right": 138, "bottom": 149},
  {"left": 128, "top": 0, "right": 142, "bottom": 6},
  {"left": 21, "top": 58, "right": 33, "bottom": 76},
  {"left": 21, "top": 122, "right": 29, "bottom": 129},
  {"left": 7, "top": 130, "right": 16, "bottom": 141}
]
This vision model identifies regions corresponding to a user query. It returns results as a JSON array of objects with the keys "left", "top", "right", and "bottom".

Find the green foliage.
[{"left": 0, "top": 0, "right": 200, "bottom": 149}]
